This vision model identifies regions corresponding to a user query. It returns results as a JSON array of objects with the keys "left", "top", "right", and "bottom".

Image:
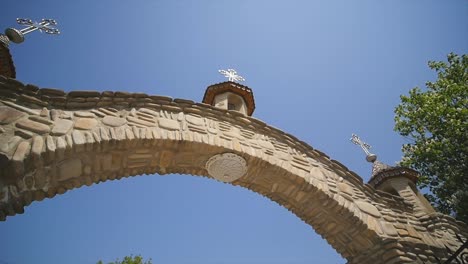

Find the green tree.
[
  {"left": 394, "top": 52, "right": 468, "bottom": 222},
  {"left": 97, "top": 255, "right": 152, "bottom": 264}
]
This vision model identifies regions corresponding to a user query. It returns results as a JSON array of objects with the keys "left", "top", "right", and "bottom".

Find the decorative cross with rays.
[
  {"left": 350, "top": 134, "right": 377, "bottom": 162},
  {"left": 218, "top": 69, "right": 245, "bottom": 83},
  {"left": 5, "top": 18, "right": 60, "bottom": 44}
]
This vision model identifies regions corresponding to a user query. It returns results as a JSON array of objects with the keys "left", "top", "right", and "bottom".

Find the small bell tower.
[
  {"left": 350, "top": 134, "right": 435, "bottom": 214},
  {"left": 202, "top": 69, "right": 255, "bottom": 116}
]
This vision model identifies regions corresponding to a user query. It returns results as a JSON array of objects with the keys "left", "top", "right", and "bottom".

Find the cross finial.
[
  {"left": 350, "top": 134, "right": 377, "bottom": 162},
  {"left": 5, "top": 18, "right": 60, "bottom": 44},
  {"left": 219, "top": 69, "right": 245, "bottom": 83}
]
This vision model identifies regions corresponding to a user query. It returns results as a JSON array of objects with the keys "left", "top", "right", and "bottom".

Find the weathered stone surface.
[
  {"left": 40, "top": 107, "right": 49, "bottom": 117},
  {"left": 115, "top": 91, "right": 132, "bottom": 97},
  {"left": 16, "top": 119, "right": 50, "bottom": 134},
  {"left": 185, "top": 114, "right": 204, "bottom": 126},
  {"left": 72, "top": 130, "right": 85, "bottom": 145},
  {"left": 68, "top": 90, "right": 100, "bottom": 97},
  {"left": 46, "top": 135, "right": 56, "bottom": 153},
  {"left": 102, "top": 116, "right": 127, "bottom": 127},
  {"left": 19, "top": 94, "right": 46, "bottom": 106},
  {"left": 407, "top": 226, "right": 421, "bottom": 239},
  {"left": 2, "top": 101, "right": 39, "bottom": 115},
  {"left": 135, "top": 111, "right": 154, "bottom": 121},
  {"left": 355, "top": 200, "right": 382, "bottom": 218},
  {"left": 158, "top": 118, "right": 180, "bottom": 130},
  {"left": 29, "top": 115, "right": 53, "bottom": 125},
  {"left": 24, "top": 84, "right": 39, "bottom": 93},
  {"left": 22, "top": 133, "right": 38, "bottom": 159},
  {"left": 338, "top": 182, "right": 354, "bottom": 196},
  {"left": 24, "top": 176, "right": 34, "bottom": 189},
  {"left": 11, "top": 141, "right": 31, "bottom": 176},
  {"left": 367, "top": 216, "right": 383, "bottom": 235},
  {"left": 257, "top": 140, "right": 275, "bottom": 150},
  {"left": 0, "top": 136, "right": 21, "bottom": 155},
  {"left": 12, "top": 141, "right": 31, "bottom": 162},
  {"left": 51, "top": 119, "right": 74, "bottom": 136},
  {"left": 74, "top": 118, "right": 98, "bottom": 130},
  {"left": 74, "top": 111, "right": 95, "bottom": 118},
  {"left": 15, "top": 129, "right": 34, "bottom": 139},
  {"left": 58, "top": 158, "right": 82, "bottom": 180},
  {"left": 0, "top": 106, "right": 24, "bottom": 124},
  {"left": 382, "top": 222, "right": 399, "bottom": 236},
  {"left": 39, "top": 88, "right": 66, "bottom": 96},
  {"left": 56, "top": 137, "right": 66, "bottom": 158},
  {"left": 139, "top": 108, "right": 159, "bottom": 116},
  {"left": 33, "top": 170, "right": 46, "bottom": 189},
  {"left": 127, "top": 116, "right": 156, "bottom": 127},
  {"left": 159, "top": 150, "right": 174, "bottom": 168}
]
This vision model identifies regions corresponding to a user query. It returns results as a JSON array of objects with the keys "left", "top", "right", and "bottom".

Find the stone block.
[
  {"left": 74, "top": 111, "right": 95, "bottom": 118},
  {"left": 355, "top": 200, "right": 382, "bottom": 218},
  {"left": 0, "top": 106, "right": 24, "bottom": 124},
  {"left": 58, "top": 158, "right": 82, "bottom": 181},
  {"left": 51, "top": 119, "right": 73, "bottom": 135},
  {"left": 382, "top": 222, "right": 399, "bottom": 236},
  {"left": 68, "top": 91, "right": 101, "bottom": 97},
  {"left": 16, "top": 119, "right": 50, "bottom": 134},
  {"left": 102, "top": 116, "right": 127, "bottom": 127},
  {"left": 158, "top": 118, "right": 180, "bottom": 130},
  {"left": 74, "top": 118, "right": 98, "bottom": 130},
  {"left": 39, "top": 88, "right": 66, "bottom": 96},
  {"left": 127, "top": 116, "right": 156, "bottom": 127}
]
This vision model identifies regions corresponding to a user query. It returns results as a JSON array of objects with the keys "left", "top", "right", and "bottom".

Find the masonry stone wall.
[{"left": 0, "top": 75, "right": 466, "bottom": 263}]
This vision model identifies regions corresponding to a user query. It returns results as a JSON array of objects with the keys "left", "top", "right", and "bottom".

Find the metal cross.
[
  {"left": 350, "top": 134, "right": 373, "bottom": 156},
  {"left": 16, "top": 18, "right": 60, "bottom": 35},
  {"left": 5, "top": 18, "right": 60, "bottom": 44},
  {"left": 219, "top": 69, "right": 245, "bottom": 82}
]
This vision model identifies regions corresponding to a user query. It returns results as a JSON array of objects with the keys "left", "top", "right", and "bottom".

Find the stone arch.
[{"left": 0, "top": 77, "right": 466, "bottom": 263}]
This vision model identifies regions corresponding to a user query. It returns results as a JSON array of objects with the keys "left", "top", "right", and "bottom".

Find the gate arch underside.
[{"left": 0, "top": 77, "right": 466, "bottom": 263}]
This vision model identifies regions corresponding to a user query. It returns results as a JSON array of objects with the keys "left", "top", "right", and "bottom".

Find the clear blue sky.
[{"left": 0, "top": 1, "right": 467, "bottom": 263}]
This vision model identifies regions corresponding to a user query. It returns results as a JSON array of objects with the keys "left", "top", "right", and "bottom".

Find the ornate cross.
[
  {"left": 16, "top": 18, "right": 60, "bottom": 35},
  {"left": 5, "top": 18, "right": 60, "bottom": 44},
  {"left": 219, "top": 69, "right": 245, "bottom": 82},
  {"left": 350, "top": 134, "right": 372, "bottom": 155},
  {"left": 350, "top": 134, "right": 377, "bottom": 162}
]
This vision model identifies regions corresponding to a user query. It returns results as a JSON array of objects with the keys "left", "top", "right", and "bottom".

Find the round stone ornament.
[
  {"left": 206, "top": 153, "right": 247, "bottom": 183},
  {"left": 5, "top": 28, "right": 24, "bottom": 43}
]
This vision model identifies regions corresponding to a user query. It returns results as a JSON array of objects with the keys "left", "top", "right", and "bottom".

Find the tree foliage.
[
  {"left": 394, "top": 52, "right": 468, "bottom": 222},
  {"left": 97, "top": 255, "right": 152, "bottom": 264}
]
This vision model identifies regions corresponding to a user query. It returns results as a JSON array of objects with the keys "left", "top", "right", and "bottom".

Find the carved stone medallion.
[{"left": 206, "top": 153, "right": 247, "bottom": 182}]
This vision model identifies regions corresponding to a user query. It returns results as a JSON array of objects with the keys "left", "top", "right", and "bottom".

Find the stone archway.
[{"left": 0, "top": 76, "right": 466, "bottom": 263}]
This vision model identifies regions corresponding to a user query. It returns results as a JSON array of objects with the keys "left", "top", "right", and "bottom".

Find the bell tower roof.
[
  {"left": 202, "top": 81, "right": 256, "bottom": 116},
  {"left": 368, "top": 161, "right": 419, "bottom": 188}
]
